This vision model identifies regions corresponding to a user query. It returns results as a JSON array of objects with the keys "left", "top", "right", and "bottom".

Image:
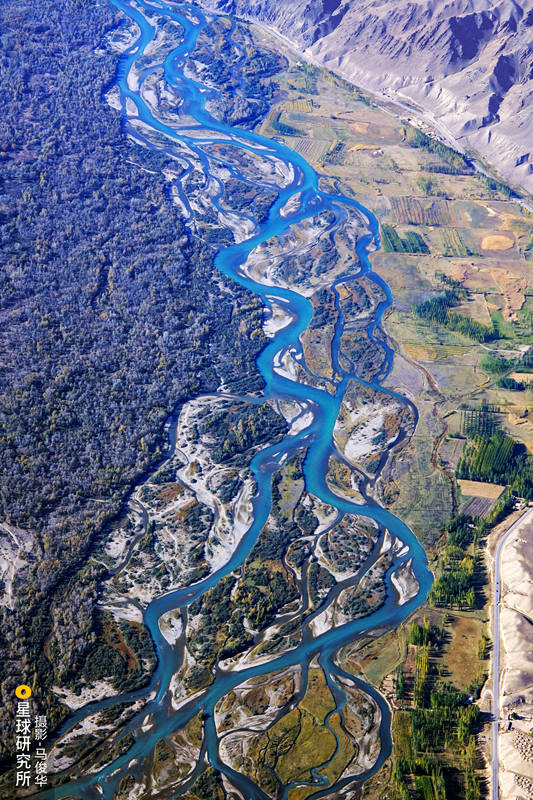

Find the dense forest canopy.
[{"left": 0, "top": 0, "right": 264, "bottom": 760}]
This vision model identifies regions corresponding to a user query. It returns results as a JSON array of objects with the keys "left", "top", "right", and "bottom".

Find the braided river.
[{"left": 34, "top": 2, "right": 433, "bottom": 797}]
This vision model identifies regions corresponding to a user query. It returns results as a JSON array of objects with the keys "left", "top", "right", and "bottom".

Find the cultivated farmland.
[{"left": 391, "top": 197, "right": 458, "bottom": 227}]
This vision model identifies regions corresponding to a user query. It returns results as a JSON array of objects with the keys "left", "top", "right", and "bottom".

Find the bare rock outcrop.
[
  {"left": 499, "top": 514, "right": 533, "bottom": 798},
  {"left": 203, "top": 0, "right": 533, "bottom": 193}
]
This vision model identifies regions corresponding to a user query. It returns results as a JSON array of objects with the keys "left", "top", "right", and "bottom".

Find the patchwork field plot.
[
  {"left": 438, "top": 437, "right": 465, "bottom": 470},
  {"left": 458, "top": 479, "right": 505, "bottom": 517},
  {"left": 462, "top": 495, "right": 498, "bottom": 517},
  {"left": 285, "top": 99, "right": 312, "bottom": 112},
  {"left": 391, "top": 196, "right": 458, "bottom": 227},
  {"left": 438, "top": 228, "right": 475, "bottom": 257},
  {"left": 381, "top": 224, "right": 429, "bottom": 254},
  {"left": 455, "top": 294, "right": 492, "bottom": 325},
  {"left": 294, "top": 137, "right": 329, "bottom": 161},
  {"left": 481, "top": 233, "right": 514, "bottom": 251},
  {"left": 457, "top": 479, "right": 505, "bottom": 498}
]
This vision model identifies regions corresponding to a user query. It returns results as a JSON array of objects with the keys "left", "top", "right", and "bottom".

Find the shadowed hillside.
[{"left": 205, "top": 0, "right": 533, "bottom": 193}]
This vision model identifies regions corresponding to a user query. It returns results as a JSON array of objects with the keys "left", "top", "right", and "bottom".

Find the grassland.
[
  {"left": 344, "top": 625, "right": 409, "bottom": 689},
  {"left": 242, "top": 666, "right": 360, "bottom": 799},
  {"left": 437, "top": 614, "right": 486, "bottom": 692}
]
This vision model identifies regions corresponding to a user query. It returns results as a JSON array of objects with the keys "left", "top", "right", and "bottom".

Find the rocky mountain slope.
[{"left": 206, "top": 0, "right": 533, "bottom": 194}]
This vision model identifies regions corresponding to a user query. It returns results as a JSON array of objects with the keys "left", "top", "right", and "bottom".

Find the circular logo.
[{"left": 15, "top": 685, "right": 32, "bottom": 700}]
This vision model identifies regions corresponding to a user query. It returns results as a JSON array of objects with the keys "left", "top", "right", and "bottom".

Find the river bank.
[
  {"left": 19, "top": 1, "right": 533, "bottom": 797},
  {"left": 22, "top": 3, "right": 434, "bottom": 799}
]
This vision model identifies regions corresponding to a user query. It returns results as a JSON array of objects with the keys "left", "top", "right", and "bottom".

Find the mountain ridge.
[{"left": 204, "top": 0, "right": 533, "bottom": 194}]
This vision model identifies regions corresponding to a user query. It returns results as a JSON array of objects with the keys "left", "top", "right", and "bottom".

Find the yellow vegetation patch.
[
  {"left": 445, "top": 615, "right": 484, "bottom": 691},
  {"left": 285, "top": 99, "right": 312, "bottom": 112},
  {"left": 299, "top": 668, "right": 335, "bottom": 718},
  {"left": 103, "top": 617, "right": 139, "bottom": 671},
  {"left": 393, "top": 711, "right": 414, "bottom": 760},
  {"left": 248, "top": 667, "right": 357, "bottom": 799},
  {"left": 322, "top": 712, "right": 356, "bottom": 784},
  {"left": 402, "top": 342, "right": 437, "bottom": 361},
  {"left": 335, "top": 283, "right": 351, "bottom": 300},
  {"left": 510, "top": 372, "right": 533, "bottom": 383},
  {"left": 175, "top": 497, "right": 198, "bottom": 520},
  {"left": 325, "top": 140, "right": 340, "bottom": 156},
  {"left": 289, "top": 787, "right": 314, "bottom": 800},
  {"left": 349, "top": 143, "right": 378, "bottom": 152},
  {"left": 458, "top": 479, "right": 505, "bottom": 499},
  {"left": 489, "top": 268, "right": 526, "bottom": 314},
  {"left": 155, "top": 483, "right": 184, "bottom": 503},
  {"left": 481, "top": 234, "right": 514, "bottom": 250},
  {"left": 285, "top": 671, "right": 356, "bottom": 800}
]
